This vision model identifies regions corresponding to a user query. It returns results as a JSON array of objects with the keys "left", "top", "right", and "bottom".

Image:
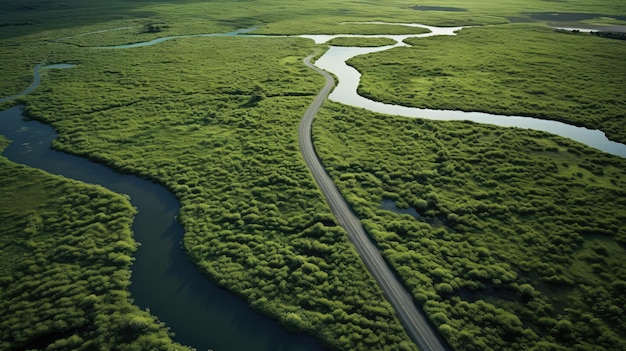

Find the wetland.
[{"left": 1, "top": 1, "right": 625, "bottom": 350}]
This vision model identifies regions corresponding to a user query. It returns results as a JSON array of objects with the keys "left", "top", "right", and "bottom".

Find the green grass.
[
  {"left": 327, "top": 37, "right": 399, "bottom": 47},
  {"left": 2, "top": 0, "right": 625, "bottom": 97},
  {"left": 0, "top": 136, "right": 189, "bottom": 351},
  {"left": 313, "top": 102, "right": 626, "bottom": 351},
  {"left": 348, "top": 24, "right": 626, "bottom": 143},
  {"left": 2, "top": 0, "right": 624, "bottom": 40}
]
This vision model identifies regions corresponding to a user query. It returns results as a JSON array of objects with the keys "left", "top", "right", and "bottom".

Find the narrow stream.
[
  {"left": 77, "top": 22, "right": 626, "bottom": 156},
  {"left": 0, "top": 64, "right": 75, "bottom": 104}
]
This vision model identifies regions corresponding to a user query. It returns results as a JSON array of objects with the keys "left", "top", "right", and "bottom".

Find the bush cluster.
[
  {"left": 313, "top": 102, "right": 626, "bottom": 350},
  {"left": 0, "top": 139, "right": 189, "bottom": 351},
  {"left": 14, "top": 37, "right": 416, "bottom": 350}
]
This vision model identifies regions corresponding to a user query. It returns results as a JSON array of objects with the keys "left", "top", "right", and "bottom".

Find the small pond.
[{"left": 381, "top": 199, "right": 421, "bottom": 220}]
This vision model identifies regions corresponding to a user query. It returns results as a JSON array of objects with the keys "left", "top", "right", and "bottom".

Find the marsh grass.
[
  {"left": 2, "top": 1, "right": 626, "bottom": 350},
  {"left": 313, "top": 102, "right": 626, "bottom": 351},
  {"left": 1, "top": 0, "right": 624, "bottom": 96},
  {"left": 327, "top": 37, "right": 399, "bottom": 47},
  {"left": 9, "top": 36, "right": 418, "bottom": 350},
  {"left": 349, "top": 24, "right": 626, "bottom": 143},
  {"left": 0, "top": 137, "right": 189, "bottom": 351}
]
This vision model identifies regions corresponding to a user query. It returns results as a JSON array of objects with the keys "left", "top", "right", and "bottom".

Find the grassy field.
[
  {"left": 326, "top": 37, "right": 400, "bottom": 47},
  {"left": 349, "top": 24, "right": 626, "bottom": 143},
  {"left": 1, "top": 0, "right": 626, "bottom": 350},
  {"left": 2, "top": 0, "right": 626, "bottom": 96},
  {"left": 313, "top": 102, "right": 626, "bottom": 351}
]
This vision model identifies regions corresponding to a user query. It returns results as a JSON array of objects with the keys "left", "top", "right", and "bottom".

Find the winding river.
[
  {"left": 0, "top": 67, "right": 324, "bottom": 350},
  {"left": 2, "top": 22, "right": 625, "bottom": 351},
  {"left": 96, "top": 23, "right": 626, "bottom": 157},
  {"left": 307, "top": 23, "right": 626, "bottom": 158}
]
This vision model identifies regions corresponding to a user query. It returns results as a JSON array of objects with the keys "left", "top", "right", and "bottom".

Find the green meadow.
[
  {"left": 1, "top": 0, "right": 625, "bottom": 350},
  {"left": 326, "top": 37, "right": 400, "bottom": 47},
  {"left": 2, "top": 34, "right": 417, "bottom": 351}
]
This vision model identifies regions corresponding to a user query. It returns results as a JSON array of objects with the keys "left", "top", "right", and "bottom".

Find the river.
[
  {"left": 307, "top": 24, "right": 626, "bottom": 158},
  {"left": 92, "top": 22, "right": 626, "bottom": 157},
  {"left": 0, "top": 67, "right": 324, "bottom": 351}
]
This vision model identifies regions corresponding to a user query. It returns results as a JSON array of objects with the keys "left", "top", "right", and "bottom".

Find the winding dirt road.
[{"left": 299, "top": 55, "right": 449, "bottom": 351}]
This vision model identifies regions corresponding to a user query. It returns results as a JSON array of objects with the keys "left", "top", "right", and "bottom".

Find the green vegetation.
[
  {"left": 327, "top": 37, "right": 399, "bottom": 47},
  {"left": 582, "top": 17, "right": 626, "bottom": 26},
  {"left": 3, "top": 1, "right": 626, "bottom": 350},
  {"left": 0, "top": 136, "right": 189, "bottom": 351},
  {"left": 348, "top": 24, "right": 626, "bottom": 143},
  {"left": 313, "top": 102, "right": 626, "bottom": 350},
  {"left": 2, "top": 0, "right": 625, "bottom": 96},
  {"left": 262, "top": 22, "right": 438, "bottom": 36},
  {"left": 8, "top": 36, "right": 416, "bottom": 350}
]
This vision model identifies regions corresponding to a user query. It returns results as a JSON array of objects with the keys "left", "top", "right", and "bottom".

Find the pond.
[
  {"left": 411, "top": 5, "right": 467, "bottom": 12},
  {"left": 524, "top": 12, "right": 626, "bottom": 22},
  {"left": 381, "top": 199, "right": 421, "bottom": 220}
]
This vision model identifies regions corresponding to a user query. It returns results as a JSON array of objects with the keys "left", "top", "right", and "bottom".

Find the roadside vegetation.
[
  {"left": 349, "top": 24, "right": 626, "bottom": 143},
  {"left": 327, "top": 37, "right": 399, "bottom": 47},
  {"left": 0, "top": 137, "right": 189, "bottom": 351},
  {"left": 313, "top": 102, "right": 626, "bottom": 350}
]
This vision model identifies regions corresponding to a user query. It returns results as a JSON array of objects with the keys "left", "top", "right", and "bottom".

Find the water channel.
[
  {"left": 2, "top": 22, "right": 625, "bottom": 351},
  {"left": 308, "top": 24, "right": 626, "bottom": 158},
  {"left": 0, "top": 64, "right": 76, "bottom": 104},
  {"left": 94, "top": 22, "right": 626, "bottom": 156},
  {"left": 0, "top": 67, "right": 324, "bottom": 351}
]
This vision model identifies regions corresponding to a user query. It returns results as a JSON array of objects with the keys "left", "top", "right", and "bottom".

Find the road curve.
[{"left": 299, "top": 54, "right": 449, "bottom": 351}]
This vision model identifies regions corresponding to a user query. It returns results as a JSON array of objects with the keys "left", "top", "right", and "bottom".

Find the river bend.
[
  {"left": 0, "top": 66, "right": 324, "bottom": 350},
  {"left": 76, "top": 22, "right": 626, "bottom": 157},
  {"left": 308, "top": 23, "right": 626, "bottom": 158}
]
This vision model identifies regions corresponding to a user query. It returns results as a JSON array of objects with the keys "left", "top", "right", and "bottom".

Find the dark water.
[
  {"left": 381, "top": 199, "right": 421, "bottom": 220},
  {"left": 508, "top": 13, "right": 626, "bottom": 33},
  {"left": 0, "top": 105, "right": 325, "bottom": 351}
]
